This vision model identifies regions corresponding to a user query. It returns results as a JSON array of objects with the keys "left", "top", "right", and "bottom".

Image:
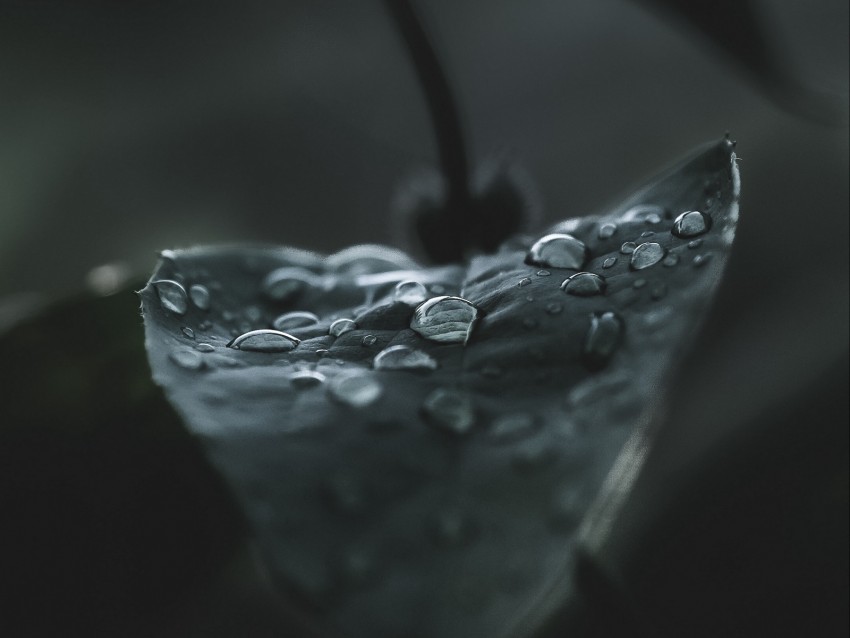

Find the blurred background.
[{"left": 0, "top": 1, "right": 847, "bottom": 636}]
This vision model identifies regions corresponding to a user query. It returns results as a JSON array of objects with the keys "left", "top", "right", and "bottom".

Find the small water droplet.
[
  {"left": 560, "top": 272, "right": 606, "bottom": 296},
  {"left": 262, "top": 267, "right": 318, "bottom": 302},
  {"left": 273, "top": 311, "right": 320, "bottom": 332},
  {"left": 316, "top": 348, "right": 330, "bottom": 358},
  {"left": 644, "top": 213, "right": 662, "bottom": 224},
  {"left": 328, "top": 375, "right": 383, "bottom": 408},
  {"left": 650, "top": 283, "right": 668, "bottom": 300},
  {"left": 421, "top": 388, "right": 475, "bottom": 435},
  {"left": 410, "top": 296, "right": 479, "bottom": 344},
  {"left": 693, "top": 253, "right": 713, "bottom": 268},
  {"left": 227, "top": 329, "right": 300, "bottom": 352},
  {"left": 189, "top": 284, "right": 211, "bottom": 310},
  {"left": 517, "top": 277, "right": 532, "bottom": 287},
  {"left": 373, "top": 345, "right": 438, "bottom": 371},
  {"left": 329, "top": 318, "right": 357, "bottom": 336},
  {"left": 620, "top": 242, "right": 636, "bottom": 255},
  {"left": 489, "top": 413, "right": 537, "bottom": 443},
  {"left": 181, "top": 326, "right": 195, "bottom": 339},
  {"left": 582, "top": 311, "right": 624, "bottom": 371},
  {"left": 672, "top": 210, "right": 711, "bottom": 238},
  {"left": 536, "top": 270, "right": 551, "bottom": 277},
  {"left": 195, "top": 343, "right": 215, "bottom": 353},
  {"left": 640, "top": 230, "right": 655, "bottom": 237},
  {"left": 662, "top": 253, "right": 680, "bottom": 267},
  {"left": 525, "top": 233, "right": 589, "bottom": 269},
  {"left": 154, "top": 280, "right": 189, "bottom": 315},
  {"left": 545, "top": 302, "right": 563, "bottom": 315},
  {"left": 169, "top": 348, "right": 204, "bottom": 370},
  {"left": 361, "top": 334, "right": 378, "bottom": 347},
  {"left": 394, "top": 280, "right": 429, "bottom": 305},
  {"left": 288, "top": 370, "right": 326, "bottom": 388},
  {"left": 629, "top": 242, "right": 666, "bottom": 270},
  {"left": 602, "top": 257, "right": 618, "bottom": 269},
  {"left": 525, "top": 294, "right": 535, "bottom": 302},
  {"left": 633, "top": 278, "right": 647, "bottom": 289},
  {"left": 198, "top": 320, "right": 212, "bottom": 330},
  {"left": 597, "top": 223, "right": 618, "bottom": 239},
  {"left": 687, "top": 239, "right": 703, "bottom": 249}
]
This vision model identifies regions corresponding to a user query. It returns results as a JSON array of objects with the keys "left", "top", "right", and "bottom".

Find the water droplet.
[
  {"left": 329, "top": 318, "right": 357, "bottom": 336},
  {"left": 169, "top": 348, "right": 204, "bottom": 370},
  {"left": 328, "top": 375, "right": 383, "bottom": 408},
  {"left": 517, "top": 277, "right": 532, "bottom": 287},
  {"left": 629, "top": 242, "right": 666, "bottom": 270},
  {"left": 536, "top": 270, "right": 551, "bottom": 277},
  {"left": 316, "top": 349, "right": 330, "bottom": 358},
  {"left": 361, "top": 334, "right": 378, "bottom": 347},
  {"left": 195, "top": 343, "right": 216, "bottom": 353},
  {"left": 273, "top": 311, "right": 320, "bottom": 332},
  {"left": 427, "top": 510, "right": 476, "bottom": 547},
  {"left": 394, "top": 280, "right": 428, "bottom": 305},
  {"left": 602, "top": 257, "right": 618, "bottom": 269},
  {"left": 326, "top": 244, "right": 417, "bottom": 275},
  {"left": 545, "top": 302, "right": 563, "bottom": 315},
  {"left": 620, "top": 242, "right": 636, "bottom": 255},
  {"left": 410, "top": 296, "right": 479, "bottom": 344},
  {"left": 154, "top": 280, "right": 188, "bottom": 315},
  {"left": 489, "top": 413, "right": 537, "bottom": 443},
  {"left": 582, "top": 311, "right": 624, "bottom": 371},
  {"left": 561, "top": 272, "right": 606, "bottom": 296},
  {"left": 262, "top": 267, "right": 318, "bottom": 302},
  {"left": 672, "top": 210, "right": 711, "bottom": 238},
  {"left": 622, "top": 204, "right": 665, "bottom": 223},
  {"left": 525, "top": 233, "right": 589, "bottom": 269},
  {"left": 693, "top": 253, "right": 713, "bottom": 268},
  {"left": 644, "top": 213, "right": 662, "bottom": 224},
  {"left": 525, "top": 294, "right": 535, "bottom": 302},
  {"left": 288, "top": 370, "right": 326, "bottom": 388},
  {"left": 373, "top": 345, "right": 438, "bottom": 371},
  {"left": 181, "top": 326, "right": 195, "bottom": 339},
  {"left": 598, "top": 223, "right": 618, "bottom": 239},
  {"left": 651, "top": 283, "right": 668, "bottom": 300},
  {"left": 189, "top": 284, "right": 211, "bottom": 310},
  {"left": 662, "top": 253, "right": 680, "bottom": 267},
  {"left": 640, "top": 230, "right": 655, "bottom": 237},
  {"left": 198, "top": 320, "right": 212, "bottom": 330},
  {"left": 688, "top": 239, "right": 703, "bottom": 249},
  {"left": 227, "top": 329, "right": 300, "bottom": 352},
  {"left": 421, "top": 388, "right": 475, "bottom": 435},
  {"left": 633, "top": 278, "right": 647, "bottom": 289}
]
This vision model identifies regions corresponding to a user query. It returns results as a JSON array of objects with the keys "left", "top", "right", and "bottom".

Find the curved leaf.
[{"left": 141, "top": 138, "right": 739, "bottom": 637}]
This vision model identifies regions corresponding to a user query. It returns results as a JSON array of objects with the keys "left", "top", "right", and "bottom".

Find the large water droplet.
[
  {"left": 582, "top": 311, "right": 624, "bottom": 371},
  {"left": 154, "top": 280, "right": 188, "bottom": 315},
  {"left": 288, "top": 370, "right": 326, "bottom": 388},
  {"left": 394, "top": 280, "right": 428, "bottom": 305},
  {"left": 189, "top": 284, "right": 211, "bottom": 310},
  {"left": 421, "top": 388, "right": 475, "bottom": 435},
  {"left": 169, "top": 348, "right": 204, "bottom": 370},
  {"left": 329, "top": 318, "right": 357, "bottom": 336},
  {"left": 672, "top": 210, "right": 711, "bottom": 238},
  {"left": 227, "top": 329, "right": 300, "bottom": 352},
  {"left": 273, "top": 311, "right": 320, "bottom": 332},
  {"left": 560, "top": 272, "right": 606, "bottom": 296},
  {"left": 373, "top": 345, "right": 438, "bottom": 371},
  {"left": 597, "top": 223, "right": 618, "bottom": 239},
  {"left": 262, "top": 267, "right": 319, "bottom": 302},
  {"left": 629, "top": 242, "right": 666, "bottom": 270},
  {"left": 411, "top": 296, "right": 479, "bottom": 344},
  {"left": 525, "top": 233, "right": 589, "bottom": 269},
  {"left": 329, "top": 375, "right": 383, "bottom": 408}
]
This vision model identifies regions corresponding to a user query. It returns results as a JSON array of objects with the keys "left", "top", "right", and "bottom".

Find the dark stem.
[{"left": 384, "top": 0, "right": 471, "bottom": 207}]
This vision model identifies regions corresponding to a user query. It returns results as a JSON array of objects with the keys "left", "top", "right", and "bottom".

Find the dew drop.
[
  {"left": 154, "top": 280, "right": 188, "bottom": 315},
  {"left": 394, "top": 280, "right": 428, "bottom": 305},
  {"left": 693, "top": 253, "right": 713, "bottom": 268},
  {"left": 181, "top": 326, "right": 195, "bottom": 339},
  {"left": 545, "top": 302, "right": 563, "bottom": 315},
  {"left": 672, "top": 210, "right": 711, "bottom": 238},
  {"left": 195, "top": 343, "right": 216, "bottom": 353},
  {"left": 688, "top": 239, "right": 703, "bottom": 249},
  {"left": 517, "top": 277, "right": 532, "bottom": 287},
  {"left": 316, "top": 349, "right": 330, "bottom": 358},
  {"left": 361, "top": 334, "right": 378, "bottom": 347},
  {"left": 630, "top": 242, "right": 666, "bottom": 270},
  {"left": 169, "top": 348, "right": 204, "bottom": 371},
  {"left": 602, "top": 257, "right": 618, "bottom": 269},
  {"left": 536, "top": 270, "right": 551, "bottom": 277},
  {"left": 328, "top": 375, "right": 383, "bottom": 408},
  {"left": 640, "top": 230, "right": 655, "bottom": 237},
  {"left": 633, "top": 278, "right": 647, "bottom": 289},
  {"left": 662, "top": 253, "right": 680, "bottom": 267},
  {"left": 227, "top": 329, "right": 300, "bottom": 352},
  {"left": 582, "top": 311, "right": 624, "bottom": 371},
  {"left": 262, "top": 267, "right": 318, "bottom": 302},
  {"left": 329, "top": 318, "right": 357, "bottom": 337},
  {"left": 560, "top": 272, "right": 606, "bottom": 296},
  {"left": 489, "top": 413, "right": 537, "bottom": 443},
  {"left": 273, "top": 311, "right": 320, "bottom": 332},
  {"left": 421, "top": 388, "right": 475, "bottom": 435},
  {"left": 373, "top": 345, "right": 438, "bottom": 371},
  {"left": 597, "top": 223, "right": 618, "bottom": 239},
  {"left": 189, "top": 284, "right": 211, "bottom": 310},
  {"left": 525, "top": 233, "right": 589, "bottom": 269},
  {"left": 410, "top": 296, "right": 479, "bottom": 344},
  {"left": 288, "top": 370, "right": 326, "bottom": 388},
  {"left": 620, "top": 242, "right": 636, "bottom": 255},
  {"left": 645, "top": 213, "right": 662, "bottom": 224}
]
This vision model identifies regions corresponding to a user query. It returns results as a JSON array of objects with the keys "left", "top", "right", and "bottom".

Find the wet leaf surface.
[{"left": 140, "top": 138, "right": 739, "bottom": 637}]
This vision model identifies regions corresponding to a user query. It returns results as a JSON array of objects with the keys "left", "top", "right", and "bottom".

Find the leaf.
[{"left": 140, "top": 138, "right": 740, "bottom": 637}]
